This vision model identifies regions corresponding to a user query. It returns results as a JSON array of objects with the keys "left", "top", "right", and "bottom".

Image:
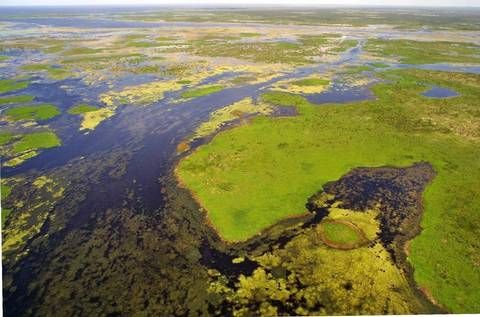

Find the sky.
[{"left": 1, "top": 0, "right": 480, "bottom": 6}]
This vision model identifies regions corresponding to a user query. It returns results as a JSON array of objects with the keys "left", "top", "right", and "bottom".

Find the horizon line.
[{"left": 1, "top": 3, "right": 480, "bottom": 7}]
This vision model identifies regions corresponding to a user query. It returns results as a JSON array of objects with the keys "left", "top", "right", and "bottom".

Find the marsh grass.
[
  {"left": 5, "top": 104, "right": 60, "bottom": 121},
  {"left": 0, "top": 95, "right": 34, "bottom": 105},
  {"left": 180, "top": 85, "right": 225, "bottom": 99},
  {"left": 68, "top": 104, "right": 98, "bottom": 114},
  {"left": 177, "top": 69, "right": 480, "bottom": 312},
  {"left": 365, "top": 39, "right": 480, "bottom": 64},
  {"left": 0, "top": 79, "right": 28, "bottom": 94},
  {"left": 12, "top": 131, "right": 61, "bottom": 154}
]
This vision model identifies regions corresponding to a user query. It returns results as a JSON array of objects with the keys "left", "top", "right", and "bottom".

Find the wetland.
[{"left": 1, "top": 6, "right": 480, "bottom": 316}]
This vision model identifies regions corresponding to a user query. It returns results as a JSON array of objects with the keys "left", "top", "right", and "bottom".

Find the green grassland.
[
  {"left": 12, "top": 131, "right": 61, "bottom": 153},
  {"left": 365, "top": 39, "right": 480, "bottom": 64},
  {"left": 177, "top": 69, "right": 480, "bottom": 312},
  {"left": 68, "top": 103, "right": 98, "bottom": 114},
  {"left": 117, "top": 8, "right": 480, "bottom": 30},
  {"left": 0, "top": 79, "right": 29, "bottom": 94},
  {"left": 5, "top": 104, "right": 61, "bottom": 121},
  {"left": 0, "top": 95, "right": 34, "bottom": 105},
  {"left": 180, "top": 85, "right": 225, "bottom": 99}
]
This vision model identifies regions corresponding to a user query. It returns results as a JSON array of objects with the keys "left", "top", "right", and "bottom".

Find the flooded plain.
[{"left": 1, "top": 7, "right": 480, "bottom": 316}]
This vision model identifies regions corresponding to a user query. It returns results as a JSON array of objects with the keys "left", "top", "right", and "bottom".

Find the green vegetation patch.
[
  {"left": 20, "top": 64, "right": 71, "bottom": 80},
  {"left": 180, "top": 85, "right": 225, "bottom": 99},
  {"left": 0, "top": 79, "right": 28, "bottom": 94},
  {"left": 68, "top": 103, "right": 98, "bottom": 114},
  {"left": 177, "top": 69, "right": 480, "bottom": 312},
  {"left": 0, "top": 94, "right": 34, "bottom": 105},
  {"left": 5, "top": 104, "right": 61, "bottom": 121},
  {"left": 319, "top": 220, "right": 364, "bottom": 248},
  {"left": 0, "top": 132, "right": 15, "bottom": 145},
  {"left": 1, "top": 183, "right": 12, "bottom": 226},
  {"left": 13, "top": 131, "right": 61, "bottom": 153},
  {"left": 1, "top": 183, "right": 11, "bottom": 200},
  {"left": 365, "top": 39, "right": 480, "bottom": 64},
  {"left": 291, "top": 77, "right": 330, "bottom": 86}
]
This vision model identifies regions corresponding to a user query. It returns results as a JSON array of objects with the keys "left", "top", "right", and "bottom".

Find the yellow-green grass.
[
  {"left": 320, "top": 221, "right": 363, "bottom": 246},
  {"left": 180, "top": 85, "right": 225, "bottom": 99},
  {"left": 1, "top": 184, "right": 12, "bottom": 226},
  {"left": 190, "top": 97, "right": 273, "bottom": 141},
  {"left": 4, "top": 150, "right": 38, "bottom": 167},
  {"left": 177, "top": 69, "right": 480, "bottom": 312},
  {"left": 0, "top": 95, "right": 34, "bottom": 105},
  {"left": 5, "top": 104, "right": 60, "bottom": 121},
  {"left": 79, "top": 107, "right": 115, "bottom": 130},
  {"left": 12, "top": 131, "right": 61, "bottom": 153},
  {"left": 0, "top": 79, "right": 28, "bottom": 94},
  {"left": 68, "top": 103, "right": 98, "bottom": 114}
]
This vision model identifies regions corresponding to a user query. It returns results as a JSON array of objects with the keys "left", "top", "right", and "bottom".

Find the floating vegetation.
[
  {"left": 12, "top": 131, "right": 61, "bottom": 154},
  {"left": 101, "top": 79, "right": 185, "bottom": 107},
  {"left": 0, "top": 79, "right": 29, "bottom": 94},
  {"left": 4, "top": 150, "right": 38, "bottom": 167},
  {"left": 79, "top": 107, "right": 115, "bottom": 131},
  {"left": 0, "top": 95, "right": 34, "bottom": 105},
  {"left": 180, "top": 84, "right": 225, "bottom": 99},
  {"left": 4, "top": 104, "right": 61, "bottom": 121},
  {"left": 2, "top": 175, "right": 66, "bottom": 254}
]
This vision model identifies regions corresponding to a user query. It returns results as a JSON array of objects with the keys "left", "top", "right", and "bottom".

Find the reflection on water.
[{"left": 306, "top": 80, "right": 373, "bottom": 104}]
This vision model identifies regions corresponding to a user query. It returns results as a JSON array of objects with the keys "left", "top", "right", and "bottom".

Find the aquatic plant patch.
[
  {"left": 12, "top": 131, "right": 61, "bottom": 154},
  {"left": 68, "top": 103, "right": 99, "bottom": 114},
  {"left": 5, "top": 104, "right": 61, "bottom": 121},
  {"left": 0, "top": 95, "right": 34, "bottom": 105},
  {"left": 0, "top": 79, "right": 29, "bottom": 94},
  {"left": 180, "top": 85, "right": 225, "bottom": 99}
]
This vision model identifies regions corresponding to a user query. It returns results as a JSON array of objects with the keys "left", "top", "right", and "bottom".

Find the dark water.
[{"left": 422, "top": 86, "right": 458, "bottom": 98}]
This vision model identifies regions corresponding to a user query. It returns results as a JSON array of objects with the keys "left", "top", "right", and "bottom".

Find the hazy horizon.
[{"left": 1, "top": 0, "right": 480, "bottom": 7}]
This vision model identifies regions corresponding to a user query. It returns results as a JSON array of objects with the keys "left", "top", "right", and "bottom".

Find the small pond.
[{"left": 422, "top": 86, "right": 459, "bottom": 98}]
